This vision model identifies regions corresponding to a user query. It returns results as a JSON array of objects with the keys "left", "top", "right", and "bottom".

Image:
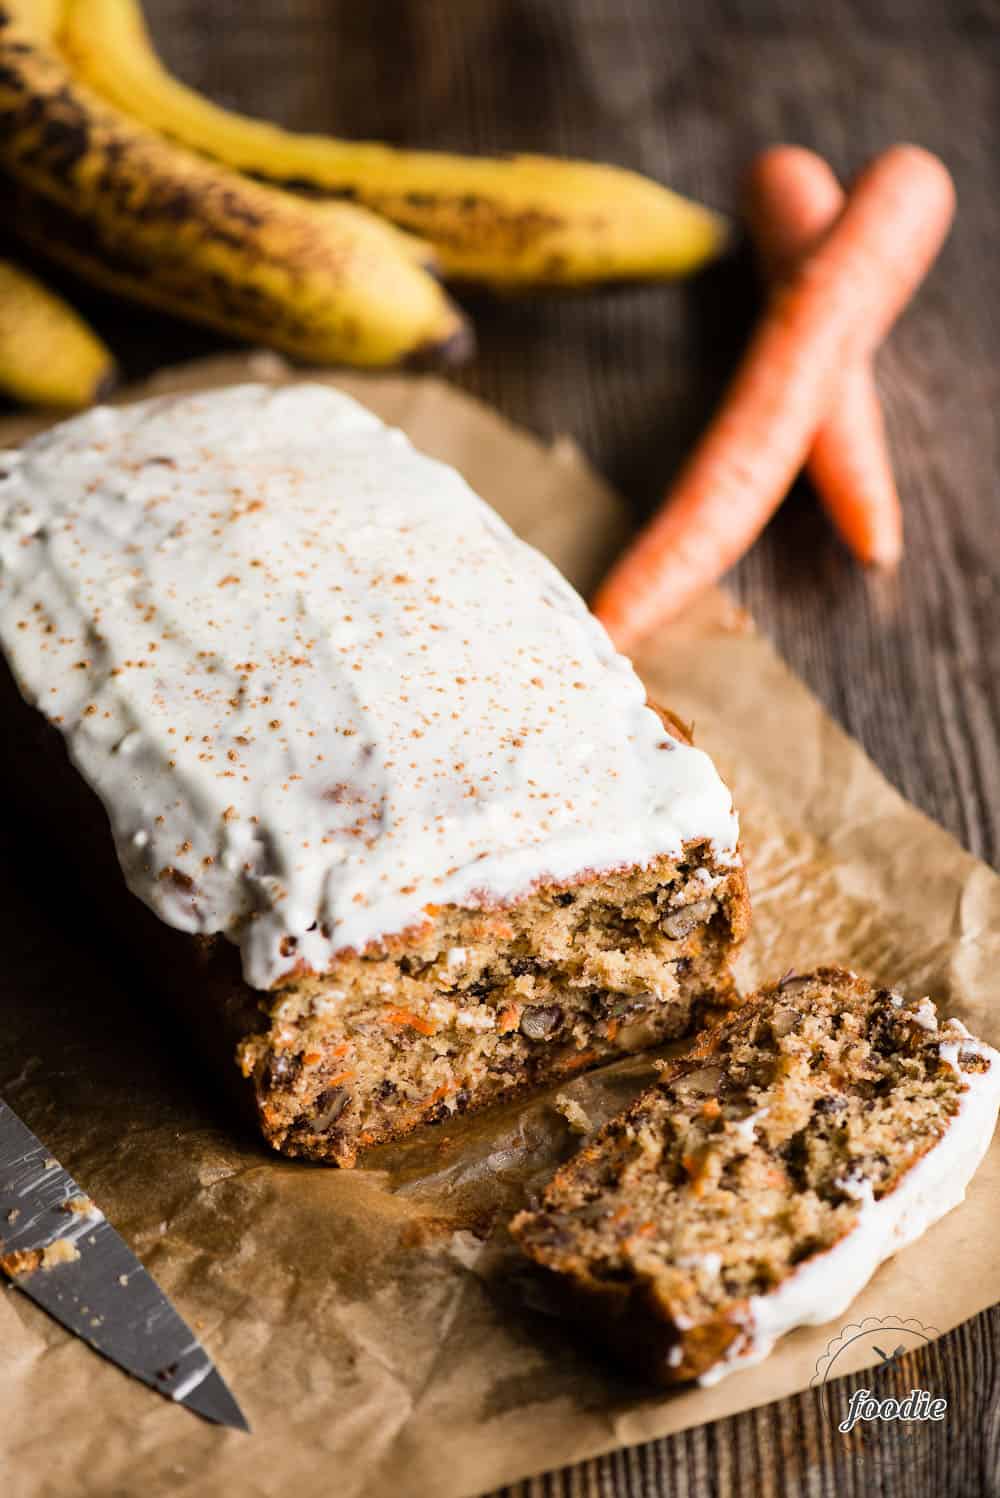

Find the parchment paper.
[{"left": 1, "top": 356, "right": 997, "bottom": 1498}]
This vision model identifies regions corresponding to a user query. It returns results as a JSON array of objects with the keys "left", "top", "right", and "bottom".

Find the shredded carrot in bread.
[
  {"left": 421, "top": 1082, "right": 456, "bottom": 1109},
  {"left": 385, "top": 1008, "right": 437, "bottom": 1036},
  {"left": 557, "top": 1049, "right": 599, "bottom": 1075},
  {"left": 683, "top": 1147, "right": 723, "bottom": 1196}
]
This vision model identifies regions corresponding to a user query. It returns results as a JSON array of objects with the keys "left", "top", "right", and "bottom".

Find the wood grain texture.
[{"left": 6, "top": 2, "right": 999, "bottom": 1494}]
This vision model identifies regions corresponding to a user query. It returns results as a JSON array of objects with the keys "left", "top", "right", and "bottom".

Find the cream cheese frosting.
[{"left": 0, "top": 383, "right": 739, "bottom": 990}]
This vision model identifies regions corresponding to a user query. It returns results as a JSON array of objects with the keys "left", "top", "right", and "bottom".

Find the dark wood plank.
[{"left": 10, "top": 3, "right": 999, "bottom": 1494}]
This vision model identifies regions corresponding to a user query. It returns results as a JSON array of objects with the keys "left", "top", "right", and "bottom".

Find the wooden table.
[{"left": 8, "top": 3, "right": 999, "bottom": 1494}]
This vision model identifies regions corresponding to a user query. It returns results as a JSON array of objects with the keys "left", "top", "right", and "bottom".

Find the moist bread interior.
[{"left": 241, "top": 848, "right": 742, "bottom": 1163}]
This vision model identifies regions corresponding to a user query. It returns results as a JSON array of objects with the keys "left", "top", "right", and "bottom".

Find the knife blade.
[{"left": 0, "top": 1097, "right": 248, "bottom": 1431}]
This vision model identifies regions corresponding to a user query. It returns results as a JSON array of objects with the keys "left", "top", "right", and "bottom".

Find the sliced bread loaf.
[
  {"left": 511, "top": 967, "right": 1000, "bottom": 1385},
  {"left": 0, "top": 384, "right": 748, "bottom": 1164}
]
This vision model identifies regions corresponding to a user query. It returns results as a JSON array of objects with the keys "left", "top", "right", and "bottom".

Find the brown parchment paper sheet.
[{"left": 1, "top": 355, "right": 998, "bottom": 1498}]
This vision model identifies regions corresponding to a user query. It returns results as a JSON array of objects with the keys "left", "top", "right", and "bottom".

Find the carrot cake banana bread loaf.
[
  {"left": 0, "top": 382, "right": 748, "bottom": 1164},
  {"left": 512, "top": 967, "right": 1000, "bottom": 1384}
]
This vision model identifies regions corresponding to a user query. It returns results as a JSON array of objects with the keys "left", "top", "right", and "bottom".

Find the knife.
[{"left": 0, "top": 1097, "right": 248, "bottom": 1431}]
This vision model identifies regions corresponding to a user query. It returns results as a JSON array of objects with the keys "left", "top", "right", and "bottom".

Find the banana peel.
[
  {"left": 4, "top": 0, "right": 63, "bottom": 40},
  {"left": 0, "top": 257, "right": 115, "bottom": 408},
  {"left": 0, "top": 6, "right": 469, "bottom": 368},
  {"left": 58, "top": 0, "right": 729, "bottom": 289}
]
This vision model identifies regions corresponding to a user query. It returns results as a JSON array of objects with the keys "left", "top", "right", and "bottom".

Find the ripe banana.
[
  {"left": 14, "top": 0, "right": 61, "bottom": 39},
  {"left": 58, "top": 0, "right": 729, "bottom": 289},
  {"left": 0, "top": 8, "right": 468, "bottom": 369},
  {"left": 0, "top": 258, "right": 115, "bottom": 408}
]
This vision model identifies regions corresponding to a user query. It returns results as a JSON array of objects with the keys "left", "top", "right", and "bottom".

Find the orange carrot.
[
  {"left": 592, "top": 145, "right": 955, "bottom": 650},
  {"left": 421, "top": 1083, "right": 455, "bottom": 1110},
  {"left": 557, "top": 1049, "right": 599, "bottom": 1075},
  {"left": 385, "top": 1007, "right": 437, "bottom": 1036},
  {"left": 744, "top": 145, "right": 902, "bottom": 567}
]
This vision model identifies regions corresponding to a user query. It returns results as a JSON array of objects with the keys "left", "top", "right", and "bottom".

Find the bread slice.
[
  {"left": 511, "top": 968, "right": 1000, "bottom": 1385},
  {"left": 0, "top": 383, "right": 748, "bottom": 1164}
]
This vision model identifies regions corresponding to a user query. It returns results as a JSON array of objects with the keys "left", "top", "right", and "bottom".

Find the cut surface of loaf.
[
  {"left": 512, "top": 967, "right": 1000, "bottom": 1384},
  {"left": 0, "top": 383, "right": 747, "bottom": 1163},
  {"left": 242, "top": 840, "right": 746, "bottom": 1161}
]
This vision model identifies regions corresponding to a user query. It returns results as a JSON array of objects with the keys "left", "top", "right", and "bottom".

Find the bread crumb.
[
  {"left": 0, "top": 1248, "right": 42, "bottom": 1277},
  {"left": 0, "top": 1237, "right": 80, "bottom": 1278},
  {"left": 42, "top": 1238, "right": 80, "bottom": 1269},
  {"left": 553, "top": 1094, "right": 593, "bottom": 1135}
]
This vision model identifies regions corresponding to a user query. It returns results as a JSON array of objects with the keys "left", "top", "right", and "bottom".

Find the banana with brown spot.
[
  {"left": 58, "top": 0, "right": 729, "bottom": 289},
  {"left": 0, "top": 6, "right": 469, "bottom": 367}
]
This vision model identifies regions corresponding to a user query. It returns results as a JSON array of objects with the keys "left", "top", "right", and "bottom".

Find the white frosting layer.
[
  {"left": 0, "top": 384, "right": 738, "bottom": 989},
  {"left": 698, "top": 1022, "right": 1000, "bottom": 1386}
]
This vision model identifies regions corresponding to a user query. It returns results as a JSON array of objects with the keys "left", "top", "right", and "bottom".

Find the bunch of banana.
[
  {"left": 0, "top": 1, "right": 469, "bottom": 384},
  {"left": 0, "top": 0, "right": 728, "bottom": 409},
  {"left": 0, "top": 258, "right": 115, "bottom": 407},
  {"left": 58, "top": 0, "right": 728, "bottom": 289}
]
